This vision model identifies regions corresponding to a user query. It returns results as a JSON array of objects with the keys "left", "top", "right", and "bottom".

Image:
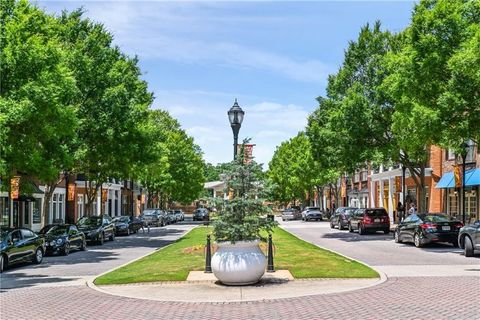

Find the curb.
[{"left": 87, "top": 226, "right": 199, "bottom": 291}]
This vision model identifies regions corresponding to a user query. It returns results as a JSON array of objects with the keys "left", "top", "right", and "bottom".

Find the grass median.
[{"left": 94, "top": 226, "right": 378, "bottom": 285}]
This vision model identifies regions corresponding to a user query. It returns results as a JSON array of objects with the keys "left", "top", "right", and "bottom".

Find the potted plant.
[{"left": 211, "top": 142, "right": 277, "bottom": 285}]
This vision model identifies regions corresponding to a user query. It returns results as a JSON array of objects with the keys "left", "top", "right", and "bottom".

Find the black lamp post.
[
  {"left": 345, "top": 175, "right": 350, "bottom": 207},
  {"left": 461, "top": 142, "right": 469, "bottom": 224},
  {"left": 227, "top": 99, "right": 245, "bottom": 160}
]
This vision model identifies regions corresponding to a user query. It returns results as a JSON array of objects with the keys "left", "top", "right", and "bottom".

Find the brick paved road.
[
  {"left": 1, "top": 219, "right": 479, "bottom": 319},
  {"left": 1, "top": 277, "right": 478, "bottom": 319}
]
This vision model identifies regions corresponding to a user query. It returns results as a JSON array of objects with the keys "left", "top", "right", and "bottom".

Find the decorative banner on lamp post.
[
  {"left": 395, "top": 176, "right": 401, "bottom": 193},
  {"left": 141, "top": 194, "right": 146, "bottom": 204},
  {"left": 454, "top": 165, "right": 462, "bottom": 188},
  {"left": 67, "top": 184, "right": 76, "bottom": 201},
  {"left": 10, "top": 176, "right": 20, "bottom": 200},
  {"left": 102, "top": 189, "right": 108, "bottom": 203},
  {"left": 340, "top": 180, "right": 346, "bottom": 198}
]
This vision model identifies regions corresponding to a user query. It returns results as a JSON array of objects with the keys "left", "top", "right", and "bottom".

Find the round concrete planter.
[{"left": 211, "top": 240, "right": 266, "bottom": 286}]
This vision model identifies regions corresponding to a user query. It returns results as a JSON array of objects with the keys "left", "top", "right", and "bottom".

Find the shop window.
[
  {"left": 58, "top": 194, "right": 64, "bottom": 220},
  {"left": 0, "top": 197, "right": 9, "bottom": 227},
  {"left": 466, "top": 140, "right": 475, "bottom": 162},
  {"left": 447, "top": 149, "right": 455, "bottom": 160},
  {"left": 33, "top": 198, "right": 41, "bottom": 224},
  {"left": 449, "top": 191, "right": 459, "bottom": 216},
  {"left": 24, "top": 202, "right": 30, "bottom": 225},
  {"left": 77, "top": 194, "right": 84, "bottom": 218},
  {"left": 52, "top": 194, "right": 58, "bottom": 221}
]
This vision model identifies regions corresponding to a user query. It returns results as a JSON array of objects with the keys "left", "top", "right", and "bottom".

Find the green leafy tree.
[
  {"left": 212, "top": 141, "right": 277, "bottom": 243},
  {"left": 0, "top": 0, "right": 78, "bottom": 223},
  {"left": 56, "top": 10, "right": 153, "bottom": 214}
]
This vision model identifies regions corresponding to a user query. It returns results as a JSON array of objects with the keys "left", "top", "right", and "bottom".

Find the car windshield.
[
  {"left": 143, "top": 210, "right": 156, "bottom": 215},
  {"left": 47, "top": 226, "right": 68, "bottom": 236},
  {"left": 366, "top": 209, "right": 387, "bottom": 217},
  {"left": 421, "top": 214, "right": 451, "bottom": 223},
  {"left": 113, "top": 216, "right": 130, "bottom": 223},
  {"left": 77, "top": 217, "right": 102, "bottom": 226},
  {"left": 38, "top": 225, "right": 55, "bottom": 234}
]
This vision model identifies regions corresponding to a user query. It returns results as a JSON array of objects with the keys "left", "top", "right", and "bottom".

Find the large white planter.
[{"left": 211, "top": 240, "right": 266, "bottom": 285}]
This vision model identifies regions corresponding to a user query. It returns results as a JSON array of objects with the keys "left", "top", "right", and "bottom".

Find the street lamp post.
[
  {"left": 345, "top": 175, "right": 350, "bottom": 207},
  {"left": 402, "top": 165, "right": 406, "bottom": 221},
  {"left": 461, "top": 142, "right": 469, "bottom": 225},
  {"left": 227, "top": 99, "right": 245, "bottom": 160}
]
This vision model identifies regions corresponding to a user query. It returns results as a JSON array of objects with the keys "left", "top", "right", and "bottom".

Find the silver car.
[
  {"left": 141, "top": 209, "right": 163, "bottom": 227},
  {"left": 281, "top": 208, "right": 301, "bottom": 221},
  {"left": 458, "top": 220, "right": 480, "bottom": 257}
]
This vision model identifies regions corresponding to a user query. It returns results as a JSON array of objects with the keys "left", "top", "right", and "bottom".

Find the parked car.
[
  {"left": 1, "top": 227, "right": 45, "bottom": 272},
  {"left": 39, "top": 224, "right": 86, "bottom": 256},
  {"left": 458, "top": 220, "right": 480, "bottom": 257},
  {"left": 394, "top": 213, "right": 463, "bottom": 247},
  {"left": 349, "top": 208, "right": 390, "bottom": 235},
  {"left": 193, "top": 208, "right": 209, "bottom": 221},
  {"left": 301, "top": 207, "right": 323, "bottom": 221},
  {"left": 140, "top": 209, "right": 164, "bottom": 227},
  {"left": 330, "top": 207, "right": 356, "bottom": 230},
  {"left": 166, "top": 210, "right": 177, "bottom": 224},
  {"left": 281, "top": 208, "right": 301, "bottom": 221},
  {"left": 76, "top": 215, "right": 115, "bottom": 245},
  {"left": 112, "top": 216, "right": 143, "bottom": 235},
  {"left": 174, "top": 210, "right": 185, "bottom": 222}
]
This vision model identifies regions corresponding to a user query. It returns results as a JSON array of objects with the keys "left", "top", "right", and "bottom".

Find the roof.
[{"left": 204, "top": 181, "right": 226, "bottom": 189}]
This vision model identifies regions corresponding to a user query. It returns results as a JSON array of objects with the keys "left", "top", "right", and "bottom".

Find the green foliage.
[{"left": 212, "top": 141, "right": 277, "bottom": 243}]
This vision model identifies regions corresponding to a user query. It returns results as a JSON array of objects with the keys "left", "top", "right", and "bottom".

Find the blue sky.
[{"left": 38, "top": 0, "right": 415, "bottom": 167}]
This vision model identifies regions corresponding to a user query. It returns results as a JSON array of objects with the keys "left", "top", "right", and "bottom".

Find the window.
[
  {"left": 21, "top": 229, "right": 35, "bottom": 239},
  {"left": 77, "top": 194, "right": 84, "bottom": 218},
  {"left": 52, "top": 194, "right": 58, "bottom": 221},
  {"left": 448, "top": 191, "right": 459, "bottom": 216},
  {"left": 0, "top": 197, "right": 10, "bottom": 227},
  {"left": 33, "top": 198, "right": 41, "bottom": 224},
  {"left": 58, "top": 194, "right": 64, "bottom": 220},
  {"left": 466, "top": 140, "right": 475, "bottom": 162},
  {"left": 11, "top": 230, "right": 22, "bottom": 243},
  {"left": 447, "top": 149, "right": 455, "bottom": 160}
]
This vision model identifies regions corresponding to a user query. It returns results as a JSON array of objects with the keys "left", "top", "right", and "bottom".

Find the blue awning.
[
  {"left": 435, "top": 172, "right": 454, "bottom": 189},
  {"left": 466, "top": 168, "right": 480, "bottom": 187},
  {"left": 435, "top": 169, "right": 480, "bottom": 189}
]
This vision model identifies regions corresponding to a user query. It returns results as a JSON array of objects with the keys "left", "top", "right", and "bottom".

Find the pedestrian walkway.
[{"left": 91, "top": 271, "right": 383, "bottom": 302}]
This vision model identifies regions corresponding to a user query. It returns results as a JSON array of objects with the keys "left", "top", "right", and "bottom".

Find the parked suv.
[
  {"left": 140, "top": 209, "right": 164, "bottom": 227},
  {"left": 458, "top": 220, "right": 480, "bottom": 256},
  {"left": 348, "top": 208, "right": 390, "bottom": 235},
  {"left": 301, "top": 207, "right": 323, "bottom": 221},
  {"left": 330, "top": 207, "right": 356, "bottom": 230}
]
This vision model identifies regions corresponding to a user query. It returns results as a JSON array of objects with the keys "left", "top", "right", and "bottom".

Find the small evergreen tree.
[{"left": 212, "top": 140, "right": 277, "bottom": 243}]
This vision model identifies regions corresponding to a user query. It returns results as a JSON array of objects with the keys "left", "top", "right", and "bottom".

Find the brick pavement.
[{"left": 1, "top": 276, "right": 479, "bottom": 319}]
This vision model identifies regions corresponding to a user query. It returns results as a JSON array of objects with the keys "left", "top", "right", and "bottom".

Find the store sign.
[
  {"left": 10, "top": 176, "right": 20, "bottom": 200},
  {"left": 67, "top": 184, "right": 76, "bottom": 201}
]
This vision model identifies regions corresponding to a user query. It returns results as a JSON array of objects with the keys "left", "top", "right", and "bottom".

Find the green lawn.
[{"left": 95, "top": 226, "right": 377, "bottom": 285}]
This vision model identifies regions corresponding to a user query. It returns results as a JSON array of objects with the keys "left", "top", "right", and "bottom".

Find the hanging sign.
[
  {"left": 10, "top": 176, "right": 20, "bottom": 200},
  {"left": 395, "top": 176, "right": 401, "bottom": 193},
  {"left": 102, "top": 189, "right": 108, "bottom": 202},
  {"left": 67, "top": 184, "right": 76, "bottom": 201},
  {"left": 454, "top": 165, "right": 462, "bottom": 188}
]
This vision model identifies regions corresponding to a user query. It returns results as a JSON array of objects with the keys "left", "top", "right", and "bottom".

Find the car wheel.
[
  {"left": 414, "top": 232, "right": 423, "bottom": 248},
  {"left": 62, "top": 243, "right": 70, "bottom": 256},
  {"left": 383, "top": 229, "right": 390, "bottom": 235},
  {"left": 348, "top": 223, "right": 353, "bottom": 233},
  {"left": 109, "top": 232, "right": 115, "bottom": 241},
  {"left": 337, "top": 222, "right": 343, "bottom": 230},
  {"left": 282, "top": 218, "right": 285, "bottom": 221},
  {"left": 394, "top": 230, "right": 402, "bottom": 243},
  {"left": 98, "top": 233, "right": 104, "bottom": 245},
  {"left": 33, "top": 248, "right": 43, "bottom": 264},
  {"left": 0, "top": 254, "right": 6, "bottom": 273},
  {"left": 358, "top": 224, "right": 365, "bottom": 235},
  {"left": 127, "top": 228, "right": 131, "bottom": 236},
  {"left": 330, "top": 221, "right": 334, "bottom": 229},
  {"left": 80, "top": 239, "right": 86, "bottom": 251},
  {"left": 464, "top": 236, "right": 474, "bottom": 257}
]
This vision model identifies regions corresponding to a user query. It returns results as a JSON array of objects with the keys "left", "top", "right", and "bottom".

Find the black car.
[
  {"left": 77, "top": 215, "right": 115, "bottom": 245},
  {"left": 394, "top": 213, "right": 463, "bottom": 247},
  {"left": 39, "top": 224, "right": 86, "bottom": 256},
  {"left": 330, "top": 207, "right": 356, "bottom": 230},
  {"left": 1, "top": 227, "right": 45, "bottom": 272},
  {"left": 458, "top": 220, "right": 480, "bottom": 257},
  {"left": 193, "top": 208, "right": 209, "bottom": 221},
  {"left": 113, "top": 216, "right": 143, "bottom": 235},
  {"left": 348, "top": 208, "right": 390, "bottom": 235}
]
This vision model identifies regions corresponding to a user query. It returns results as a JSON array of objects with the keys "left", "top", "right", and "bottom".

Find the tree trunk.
[{"left": 42, "top": 177, "right": 64, "bottom": 225}]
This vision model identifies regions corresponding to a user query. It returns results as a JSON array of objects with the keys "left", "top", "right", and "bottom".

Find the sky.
[{"left": 38, "top": 0, "right": 416, "bottom": 167}]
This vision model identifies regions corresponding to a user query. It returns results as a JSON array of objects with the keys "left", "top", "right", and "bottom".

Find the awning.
[
  {"left": 435, "top": 172, "right": 454, "bottom": 189},
  {"left": 466, "top": 168, "right": 480, "bottom": 187},
  {"left": 435, "top": 169, "right": 480, "bottom": 189}
]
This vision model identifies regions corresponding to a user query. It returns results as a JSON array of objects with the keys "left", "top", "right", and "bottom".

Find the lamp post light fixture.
[
  {"left": 227, "top": 99, "right": 245, "bottom": 160},
  {"left": 461, "top": 142, "right": 470, "bottom": 225}
]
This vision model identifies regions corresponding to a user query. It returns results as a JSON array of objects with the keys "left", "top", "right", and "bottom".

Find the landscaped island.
[{"left": 94, "top": 227, "right": 378, "bottom": 285}]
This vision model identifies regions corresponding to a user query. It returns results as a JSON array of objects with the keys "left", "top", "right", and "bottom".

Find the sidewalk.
[{"left": 90, "top": 271, "right": 384, "bottom": 303}]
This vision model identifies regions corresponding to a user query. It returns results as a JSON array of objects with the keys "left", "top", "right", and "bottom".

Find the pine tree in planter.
[{"left": 211, "top": 142, "right": 277, "bottom": 285}]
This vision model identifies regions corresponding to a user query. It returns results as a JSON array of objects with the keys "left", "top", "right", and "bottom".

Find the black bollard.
[
  {"left": 205, "top": 234, "right": 212, "bottom": 273},
  {"left": 267, "top": 233, "right": 275, "bottom": 273}
]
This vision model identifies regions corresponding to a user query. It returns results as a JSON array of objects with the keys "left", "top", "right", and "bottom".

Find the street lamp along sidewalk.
[{"left": 227, "top": 99, "right": 244, "bottom": 160}]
